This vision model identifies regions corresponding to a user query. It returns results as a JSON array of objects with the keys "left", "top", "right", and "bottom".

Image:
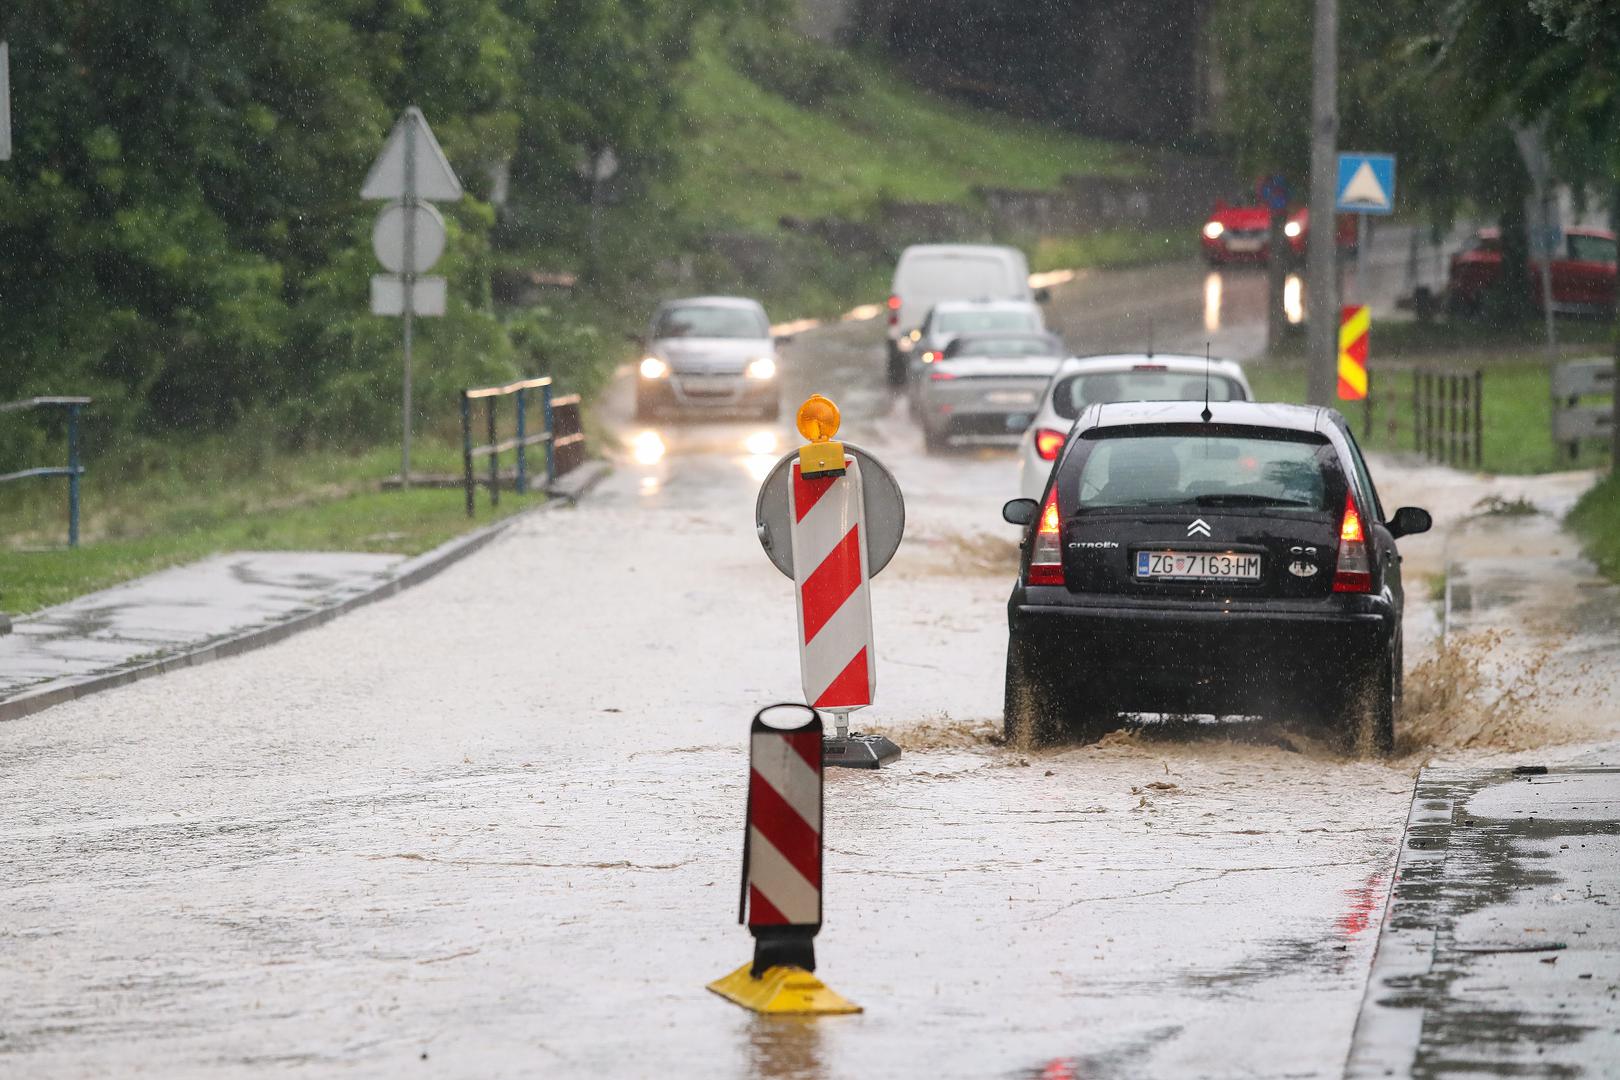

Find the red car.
[
  {"left": 1447, "top": 227, "right": 1616, "bottom": 316},
  {"left": 1200, "top": 201, "right": 1357, "bottom": 265}
]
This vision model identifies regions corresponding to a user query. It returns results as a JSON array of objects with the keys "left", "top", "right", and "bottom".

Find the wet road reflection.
[{"left": 746, "top": 1016, "right": 826, "bottom": 1080}]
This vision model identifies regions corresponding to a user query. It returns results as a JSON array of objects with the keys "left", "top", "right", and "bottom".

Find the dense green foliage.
[{"left": 0, "top": 0, "right": 731, "bottom": 455}]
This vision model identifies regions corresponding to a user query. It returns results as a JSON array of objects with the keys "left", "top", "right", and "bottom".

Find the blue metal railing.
[
  {"left": 0, "top": 396, "right": 91, "bottom": 547},
  {"left": 459, "top": 376, "right": 589, "bottom": 517},
  {"left": 461, "top": 377, "right": 554, "bottom": 517}
]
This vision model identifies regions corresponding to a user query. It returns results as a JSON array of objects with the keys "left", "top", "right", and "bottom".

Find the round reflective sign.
[{"left": 753, "top": 443, "right": 905, "bottom": 579}]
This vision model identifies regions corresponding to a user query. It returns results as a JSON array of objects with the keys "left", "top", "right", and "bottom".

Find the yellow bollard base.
[{"left": 706, "top": 963, "right": 863, "bottom": 1015}]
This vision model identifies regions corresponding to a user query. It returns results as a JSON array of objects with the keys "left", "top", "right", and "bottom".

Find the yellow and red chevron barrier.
[{"left": 1339, "top": 305, "right": 1369, "bottom": 401}]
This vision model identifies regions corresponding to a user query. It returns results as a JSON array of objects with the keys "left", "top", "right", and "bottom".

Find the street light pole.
[{"left": 1306, "top": 0, "right": 1340, "bottom": 407}]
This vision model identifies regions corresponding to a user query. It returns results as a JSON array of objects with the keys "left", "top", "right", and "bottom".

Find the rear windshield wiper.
[{"left": 1192, "top": 493, "right": 1315, "bottom": 508}]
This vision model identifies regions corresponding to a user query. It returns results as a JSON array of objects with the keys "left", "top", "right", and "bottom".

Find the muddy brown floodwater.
[{"left": 4, "top": 256, "right": 1618, "bottom": 1078}]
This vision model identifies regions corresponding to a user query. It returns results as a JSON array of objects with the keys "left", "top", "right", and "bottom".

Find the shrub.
[{"left": 730, "top": 28, "right": 861, "bottom": 109}]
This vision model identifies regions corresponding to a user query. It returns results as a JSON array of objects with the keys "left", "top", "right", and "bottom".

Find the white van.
[{"left": 886, "top": 244, "right": 1033, "bottom": 385}]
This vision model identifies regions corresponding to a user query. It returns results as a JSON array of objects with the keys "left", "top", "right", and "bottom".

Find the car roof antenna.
[
  {"left": 1201, "top": 342, "right": 1213, "bottom": 423},
  {"left": 1146, "top": 317, "right": 1155, "bottom": 358}
]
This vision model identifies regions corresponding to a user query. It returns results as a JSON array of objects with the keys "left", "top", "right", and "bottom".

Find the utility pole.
[{"left": 1306, "top": 0, "right": 1339, "bottom": 407}]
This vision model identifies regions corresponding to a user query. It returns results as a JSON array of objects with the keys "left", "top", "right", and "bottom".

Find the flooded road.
[{"left": 4, "top": 255, "right": 1618, "bottom": 1078}]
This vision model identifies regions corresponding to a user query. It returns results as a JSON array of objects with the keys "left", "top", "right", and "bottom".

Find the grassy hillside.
[{"left": 662, "top": 42, "right": 1133, "bottom": 233}]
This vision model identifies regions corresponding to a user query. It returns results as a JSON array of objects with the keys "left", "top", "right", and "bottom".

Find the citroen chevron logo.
[{"left": 1187, "top": 518, "right": 1212, "bottom": 537}]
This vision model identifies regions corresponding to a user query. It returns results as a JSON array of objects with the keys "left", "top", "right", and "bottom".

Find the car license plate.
[
  {"left": 1225, "top": 238, "right": 1263, "bottom": 253},
  {"left": 987, "top": 391, "right": 1036, "bottom": 405},
  {"left": 1135, "top": 550, "right": 1261, "bottom": 580}
]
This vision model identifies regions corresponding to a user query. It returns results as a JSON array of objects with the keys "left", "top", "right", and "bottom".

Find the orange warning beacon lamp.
[{"left": 796, "top": 394, "right": 845, "bottom": 479}]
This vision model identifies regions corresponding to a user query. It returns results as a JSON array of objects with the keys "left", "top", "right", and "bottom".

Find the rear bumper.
[
  {"left": 921, "top": 396, "right": 1040, "bottom": 439},
  {"left": 1008, "top": 591, "right": 1394, "bottom": 713}
]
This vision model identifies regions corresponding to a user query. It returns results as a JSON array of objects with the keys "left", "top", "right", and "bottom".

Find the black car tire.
[
  {"left": 1344, "top": 650, "right": 1396, "bottom": 756},
  {"left": 634, "top": 395, "right": 656, "bottom": 423},
  {"left": 923, "top": 425, "right": 948, "bottom": 454},
  {"left": 1003, "top": 637, "right": 1061, "bottom": 749}
]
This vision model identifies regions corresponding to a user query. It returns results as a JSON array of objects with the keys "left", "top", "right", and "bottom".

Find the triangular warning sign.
[
  {"left": 1340, "top": 161, "right": 1389, "bottom": 210},
  {"left": 361, "top": 107, "right": 464, "bottom": 202}
]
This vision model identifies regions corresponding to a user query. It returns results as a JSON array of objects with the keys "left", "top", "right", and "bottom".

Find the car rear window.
[
  {"left": 1568, "top": 234, "right": 1616, "bottom": 264},
  {"left": 936, "top": 309, "right": 1038, "bottom": 334},
  {"left": 1073, "top": 431, "right": 1335, "bottom": 512},
  {"left": 654, "top": 305, "right": 767, "bottom": 339},
  {"left": 1053, "top": 371, "right": 1244, "bottom": 419},
  {"left": 947, "top": 335, "right": 1060, "bottom": 358}
]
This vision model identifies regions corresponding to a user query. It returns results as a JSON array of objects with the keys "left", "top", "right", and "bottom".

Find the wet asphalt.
[{"left": 3, "top": 240, "right": 1619, "bottom": 1078}]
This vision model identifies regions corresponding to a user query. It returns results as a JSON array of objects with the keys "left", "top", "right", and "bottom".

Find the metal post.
[
  {"left": 1425, "top": 372, "right": 1436, "bottom": 461},
  {"left": 1305, "top": 0, "right": 1340, "bottom": 406},
  {"left": 1363, "top": 369, "right": 1372, "bottom": 440},
  {"left": 1464, "top": 375, "right": 1477, "bottom": 469},
  {"left": 487, "top": 397, "right": 499, "bottom": 508},
  {"left": 1355, "top": 213, "right": 1368, "bottom": 304},
  {"left": 828, "top": 708, "right": 850, "bottom": 742},
  {"left": 401, "top": 113, "right": 417, "bottom": 490},
  {"left": 1412, "top": 372, "right": 1425, "bottom": 456},
  {"left": 67, "top": 403, "right": 81, "bottom": 548},
  {"left": 1267, "top": 205, "right": 1289, "bottom": 353},
  {"left": 461, "top": 391, "right": 474, "bottom": 518},
  {"left": 1448, "top": 374, "right": 1459, "bottom": 466},
  {"left": 515, "top": 386, "right": 528, "bottom": 495},
  {"left": 542, "top": 382, "right": 556, "bottom": 489},
  {"left": 1473, "top": 369, "right": 1484, "bottom": 468}
]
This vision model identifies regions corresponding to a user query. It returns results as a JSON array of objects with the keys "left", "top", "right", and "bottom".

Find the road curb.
[
  {"left": 0, "top": 461, "right": 610, "bottom": 724},
  {"left": 1345, "top": 764, "right": 1620, "bottom": 1076}
]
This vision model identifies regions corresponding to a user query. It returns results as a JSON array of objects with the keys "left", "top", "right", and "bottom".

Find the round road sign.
[
  {"left": 372, "top": 199, "right": 447, "bottom": 274},
  {"left": 754, "top": 443, "right": 905, "bottom": 579}
]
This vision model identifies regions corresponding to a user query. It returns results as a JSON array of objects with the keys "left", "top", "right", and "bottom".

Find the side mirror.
[
  {"left": 1387, "top": 506, "right": 1432, "bottom": 539},
  {"left": 1003, "top": 498, "right": 1038, "bottom": 526},
  {"left": 774, "top": 334, "right": 795, "bottom": 346},
  {"left": 1035, "top": 287, "right": 1052, "bottom": 304}
]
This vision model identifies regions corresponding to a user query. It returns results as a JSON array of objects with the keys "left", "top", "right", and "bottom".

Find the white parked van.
[{"left": 886, "top": 244, "right": 1033, "bottom": 385}]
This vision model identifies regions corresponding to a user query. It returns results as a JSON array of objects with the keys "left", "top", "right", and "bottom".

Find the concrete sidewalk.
[
  {"left": 0, "top": 552, "right": 405, "bottom": 715},
  {"left": 1348, "top": 765, "right": 1620, "bottom": 1076},
  {"left": 0, "top": 462, "right": 609, "bottom": 723}
]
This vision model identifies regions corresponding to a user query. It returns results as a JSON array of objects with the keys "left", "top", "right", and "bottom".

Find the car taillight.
[
  {"left": 929, "top": 369, "right": 956, "bottom": 381},
  {"left": 1028, "top": 488, "right": 1064, "bottom": 586},
  {"left": 887, "top": 294, "right": 900, "bottom": 326},
  {"left": 1034, "top": 428, "right": 1065, "bottom": 461},
  {"left": 1333, "top": 492, "right": 1373, "bottom": 592}
]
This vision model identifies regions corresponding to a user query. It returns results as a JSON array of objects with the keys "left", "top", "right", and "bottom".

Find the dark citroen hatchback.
[{"left": 1001, "top": 400, "right": 1431, "bottom": 751}]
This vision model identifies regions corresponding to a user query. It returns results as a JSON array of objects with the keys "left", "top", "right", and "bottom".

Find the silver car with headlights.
[
  {"left": 1016, "top": 354, "right": 1253, "bottom": 499},
  {"left": 635, "top": 296, "right": 783, "bottom": 421},
  {"left": 913, "top": 331, "right": 1066, "bottom": 453}
]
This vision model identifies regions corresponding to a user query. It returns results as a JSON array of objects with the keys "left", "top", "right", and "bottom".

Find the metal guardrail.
[
  {"left": 1356, "top": 367, "right": 1481, "bottom": 469},
  {"left": 0, "top": 396, "right": 91, "bottom": 547},
  {"left": 1412, "top": 368, "right": 1483, "bottom": 469},
  {"left": 459, "top": 377, "right": 588, "bottom": 517},
  {"left": 1552, "top": 357, "right": 1614, "bottom": 460}
]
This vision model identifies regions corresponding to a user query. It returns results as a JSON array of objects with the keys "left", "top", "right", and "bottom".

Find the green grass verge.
[
  {"left": 1568, "top": 475, "right": 1620, "bottom": 583},
  {"left": 666, "top": 44, "right": 1130, "bottom": 233},
  {"left": 0, "top": 437, "right": 541, "bottom": 615},
  {"left": 1246, "top": 359, "right": 1611, "bottom": 475},
  {"left": 1029, "top": 230, "right": 1196, "bottom": 273}
]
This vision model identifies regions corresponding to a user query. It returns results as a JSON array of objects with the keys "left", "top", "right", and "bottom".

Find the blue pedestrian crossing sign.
[{"left": 1336, "top": 153, "right": 1396, "bottom": 214}]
